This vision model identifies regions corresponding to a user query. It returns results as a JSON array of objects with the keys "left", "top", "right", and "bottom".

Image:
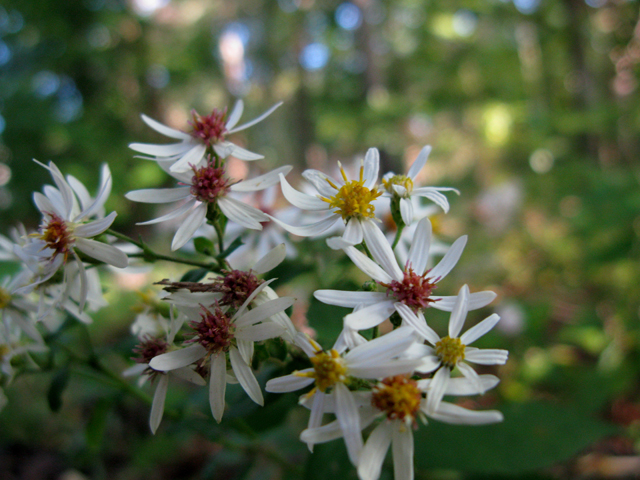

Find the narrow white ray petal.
[
  {"left": 464, "top": 349, "right": 509, "bottom": 365},
  {"left": 300, "top": 418, "right": 343, "bottom": 445},
  {"left": 166, "top": 291, "right": 222, "bottom": 306},
  {"left": 307, "top": 390, "right": 326, "bottom": 436},
  {"left": 267, "top": 213, "right": 337, "bottom": 237},
  {"left": 406, "top": 217, "right": 432, "bottom": 275},
  {"left": 210, "top": 353, "right": 227, "bottom": 422},
  {"left": 431, "top": 291, "right": 497, "bottom": 312},
  {"left": 343, "top": 246, "right": 393, "bottom": 284},
  {"left": 74, "top": 212, "right": 117, "bottom": 238},
  {"left": 293, "top": 332, "right": 320, "bottom": 358},
  {"left": 227, "top": 101, "right": 282, "bottom": 133},
  {"left": 358, "top": 422, "right": 392, "bottom": 480},
  {"left": 229, "top": 347, "right": 263, "bottom": 405},
  {"left": 394, "top": 303, "right": 440, "bottom": 345},
  {"left": 407, "top": 145, "right": 432, "bottom": 179},
  {"left": 218, "top": 197, "right": 265, "bottom": 230},
  {"left": 253, "top": 243, "right": 286, "bottom": 274},
  {"left": 415, "top": 355, "right": 442, "bottom": 374},
  {"left": 362, "top": 148, "right": 380, "bottom": 190},
  {"left": 171, "top": 203, "right": 208, "bottom": 251},
  {"left": 230, "top": 166, "right": 293, "bottom": 193},
  {"left": 348, "top": 358, "right": 422, "bottom": 379},
  {"left": 361, "top": 221, "right": 403, "bottom": 281},
  {"left": 344, "top": 301, "right": 395, "bottom": 330},
  {"left": 427, "top": 401, "right": 503, "bottom": 425},
  {"left": 66, "top": 175, "right": 91, "bottom": 212},
  {"left": 122, "top": 363, "right": 147, "bottom": 377},
  {"left": 75, "top": 238, "right": 128, "bottom": 268},
  {"left": 392, "top": 424, "right": 414, "bottom": 480},
  {"left": 346, "top": 326, "right": 417, "bottom": 365},
  {"left": 129, "top": 141, "right": 191, "bottom": 157},
  {"left": 448, "top": 285, "right": 470, "bottom": 338},
  {"left": 429, "top": 235, "right": 467, "bottom": 282},
  {"left": 334, "top": 382, "right": 362, "bottom": 466},
  {"left": 149, "top": 344, "right": 206, "bottom": 371},
  {"left": 227, "top": 143, "right": 264, "bottom": 161},
  {"left": 75, "top": 174, "right": 113, "bottom": 221},
  {"left": 314, "top": 290, "right": 388, "bottom": 308},
  {"left": 236, "top": 339, "right": 254, "bottom": 365},
  {"left": 234, "top": 278, "right": 277, "bottom": 319},
  {"left": 418, "top": 374, "right": 500, "bottom": 396},
  {"left": 237, "top": 322, "right": 286, "bottom": 342},
  {"left": 141, "top": 114, "right": 191, "bottom": 140},
  {"left": 412, "top": 188, "right": 452, "bottom": 212},
  {"left": 149, "top": 375, "right": 169, "bottom": 434},
  {"left": 126, "top": 187, "right": 193, "bottom": 204},
  {"left": 343, "top": 218, "right": 364, "bottom": 245},
  {"left": 235, "top": 296, "right": 295, "bottom": 328},
  {"left": 400, "top": 198, "right": 413, "bottom": 226},
  {"left": 33, "top": 192, "right": 57, "bottom": 216},
  {"left": 426, "top": 366, "right": 450, "bottom": 414},
  {"left": 45, "top": 161, "right": 75, "bottom": 218},
  {"left": 457, "top": 361, "right": 485, "bottom": 394},
  {"left": 279, "top": 174, "right": 329, "bottom": 210},
  {"left": 301, "top": 169, "right": 340, "bottom": 197},
  {"left": 266, "top": 370, "right": 315, "bottom": 393},
  {"left": 169, "top": 144, "right": 207, "bottom": 173},
  {"left": 136, "top": 200, "right": 195, "bottom": 226},
  {"left": 225, "top": 100, "right": 244, "bottom": 130},
  {"left": 171, "top": 367, "right": 207, "bottom": 386},
  {"left": 460, "top": 313, "right": 501, "bottom": 345}
]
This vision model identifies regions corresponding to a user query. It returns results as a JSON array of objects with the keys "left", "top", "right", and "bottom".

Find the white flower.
[
  {"left": 265, "top": 327, "right": 423, "bottom": 466},
  {"left": 14, "top": 161, "right": 128, "bottom": 310},
  {"left": 269, "top": 148, "right": 384, "bottom": 246},
  {"left": 315, "top": 218, "right": 496, "bottom": 341},
  {"left": 299, "top": 374, "right": 503, "bottom": 480},
  {"left": 381, "top": 145, "right": 459, "bottom": 225},
  {"left": 395, "top": 284, "right": 509, "bottom": 415},
  {"left": 126, "top": 158, "right": 292, "bottom": 251},
  {"left": 0, "top": 272, "right": 41, "bottom": 343},
  {"left": 149, "top": 281, "right": 294, "bottom": 422},
  {"left": 129, "top": 100, "right": 282, "bottom": 173}
]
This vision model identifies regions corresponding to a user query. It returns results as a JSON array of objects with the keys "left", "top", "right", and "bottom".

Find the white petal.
[
  {"left": 394, "top": 303, "right": 440, "bottom": 345},
  {"left": 170, "top": 144, "right": 208, "bottom": 173},
  {"left": 406, "top": 217, "right": 432, "bottom": 275},
  {"left": 227, "top": 143, "right": 265, "bottom": 161},
  {"left": 33, "top": 192, "right": 57, "bottom": 216},
  {"left": 347, "top": 358, "right": 422, "bottom": 379},
  {"left": 308, "top": 390, "right": 326, "bottom": 433},
  {"left": 279, "top": 174, "right": 328, "bottom": 210},
  {"left": 141, "top": 114, "right": 191, "bottom": 140},
  {"left": 343, "top": 246, "right": 393, "bottom": 284},
  {"left": 227, "top": 101, "right": 282, "bottom": 133},
  {"left": 362, "top": 148, "right": 380, "bottom": 190},
  {"left": 407, "top": 145, "right": 431, "bottom": 179},
  {"left": 425, "top": 366, "right": 450, "bottom": 414},
  {"left": 129, "top": 141, "right": 192, "bottom": 157},
  {"left": 344, "top": 301, "right": 395, "bottom": 330},
  {"left": 460, "top": 313, "right": 501, "bottom": 345},
  {"left": 346, "top": 326, "right": 417, "bottom": 365},
  {"left": 334, "top": 382, "right": 362, "bottom": 466},
  {"left": 234, "top": 296, "right": 294, "bottom": 328},
  {"left": 224, "top": 100, "right": 244, "bottom": 130},
  {"left": 431, "top": 291, "right": 497, "bottom": 312},
  {"left": 218, "top": 197, "right": 265, "bottom": 230},
  {"left": 229, "top": 347, "right": 263, "bottom": 405},
  {"left": 125, "top": 187, "right": 192, "bottom": 204},
  {"left": 412, "top": 188, "right": 452, "bottom": 213},
  {"left": 74, "top": 238, "right": 128, "bottom": 268},
  {"left": 136, "top": 200, "right": 196, "bottom": 226},
  {"left": 464, "top": 349, "right": 509, "bottom": 365},
  {"left": 448, "top": 285, "right": 470, "bottom": 338},
  {"left": 301, "top": 169, "right": 340, "bottom": 197},
  {"left": 361, "top": 221, "right": 403, "bottom": 281},
  {"left": 266, "top": 370, "right": 315, "bottom": 393},
  {"left": 427, "top": 401, "right": 503, "bottom": 425},
  {"left": 358, "top": 422, "right": 392, "bottom": 480},
  {"left": 171, "top": 203, "right": 208, "bottom": 251},
  {"left": 209, "top": 353, "right": 227, "bottom": 422},
  {"left": 171, "top": 367, "right": 207, "bottom": 386},
  {"left": 149, "top": 375, "right": 169, "bottom": 434},
  {"left": 234, "top": 278, "right": 277, "bottom": 319},
  {"left": 149, "top": 344, "right": 206, "bottom": 371},
  {"left": 457, "top": 361, "right": 485, "bottom": 394},
  {"left": 253, "top": 243, "right": 286, "bottom": 274},
  {"left": 392, "top": 424, "right": 414, "bottom": 480},
  {"left": 314, "top": 290, "right": 389, "bottom": 308},
  {"left": 418, "top": 374, "right": 500, "bottom": 396},
  {"left": 230, "top": 166, "right": 293, "bottom": 193},
  {"left": 429, "top": 235, "right": 467, "bottom": 282},
  {"left": 237, "top": 322, "right": 285, "bottom": 342},
  {"left": 343, "top": 218, "right": 364, "bottom": 245},
  {"left": 400, "top": 198, "right": 413, "bottom": 226},
  {"left": 74, "top": 212, "right": 117, "bottom": 238},
  {"left": 267, "top": 213, "right": 338, "bottom": 237}
]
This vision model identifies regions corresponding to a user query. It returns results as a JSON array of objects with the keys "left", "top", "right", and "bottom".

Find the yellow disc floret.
[
  {"left": 382, "top": 174, "right": 414, "bottom": 196},
  {"left": 321, "top": 163, "right": 383, "bottom": 221},
  {"left": 0, "top": 287, "right": 11, "bottom": 309},
  {"left": 371, "top": 375, "right": 422, "bottom": 424},
  {"left": 435, "top": 336, "right": 465, "bottom": 368},
  {"left": 297, "top": 348, "right": 348, "bottom": 393}
]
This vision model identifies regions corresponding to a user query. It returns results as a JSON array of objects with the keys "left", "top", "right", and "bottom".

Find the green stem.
[
  {"left": 391, "top": 223, "right": 405, "bottom": 249},
  {"left": 361, "top": 241, "right": 373, "bottom": 259}
]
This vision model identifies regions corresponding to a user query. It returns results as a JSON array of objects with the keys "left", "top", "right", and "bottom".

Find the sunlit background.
[{"left": 1, "top": 0, "right": 639, "bottom": 478}]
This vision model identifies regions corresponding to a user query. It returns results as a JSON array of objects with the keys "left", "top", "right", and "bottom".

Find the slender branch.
[{"left": 391, "top": 223, "right": 405, "bottom": 249}]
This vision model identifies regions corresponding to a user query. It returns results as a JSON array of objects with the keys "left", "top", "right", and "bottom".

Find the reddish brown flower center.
[
  {"left": 371, "top": 375, "right": 422, "bottom": 423},
  {"left": 39, "top": 214, "right": 74, "bottom": 260},
  {"left": 212, "top": 269, "right": 264, "bottom": 309},
  {"left": 381, "top": 267, "right": 437, "bottom": 310},
  {"left": 190, "top": 163, "right": 230, "bottom": 202},
  {"left": 188, "top": 108, "right": 227, "bottom": 146},
  {"left": 132, "top": 336, "right": 169, "bottom": 378},
  {"left": 189, "top": 303, "right": 234, "bottom": 354}
]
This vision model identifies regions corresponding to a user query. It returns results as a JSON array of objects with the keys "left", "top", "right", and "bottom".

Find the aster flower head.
[
  {"left": 381, "top": 145, "right": 459, "bottom": 226},
  {"left": 395, "top": 284, "right": 509, "bottom": 416},
  {"left": 269, "top": 148, "right": 384, "bottom": 246},
  {"left": 129, "top": 100, "right": 282, "bottom": 173},
  {"left": 126, "top": 156, "right": 292, "bottom": 251},
  {"left": 314, "top": 218, "right": 496, "bottom": 342}
]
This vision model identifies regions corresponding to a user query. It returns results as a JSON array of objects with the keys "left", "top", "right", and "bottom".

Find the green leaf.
[
  {"left": 180, "top": 267, "right": 209, "bottom": 282},
  {"left": 86, "top": 398, "right": 112, "bottom": 453},
  {"left": 47, "top": 367, "right": 69, "bottom": 412},
  {"left": 305, "top": 441, "right": 357, "bottom": 480},
  {"left": 193, "top": 236, "right": 215, "bottom": 256},
  {"left": 217, "top": 236, "right": 244, "bottom": 259}
]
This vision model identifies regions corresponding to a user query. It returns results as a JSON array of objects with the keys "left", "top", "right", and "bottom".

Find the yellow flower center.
[
  {"left": 435, "top": 336, "right": 465, "bottom": 368},
  {"left": 0, "top": 287, "right": 11, "bottom": 309},
  {"left": 371, "top": 375, "right": 422, "bottom": 423},
  {"left": 321, "top": 164, "right": 382, "bottom": 221},
  {"left": 382, "top": 175, "right": 414, "bottom": 196},
  {"left": 302, "top": 349, "right": 347, "bottom": 393}
]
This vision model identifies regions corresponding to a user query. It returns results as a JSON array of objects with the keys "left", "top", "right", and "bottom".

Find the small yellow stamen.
[
  {"left": 0, "top": 287, "right": 11, "bottom": 309},
  {"left": 321, "top": 165, "right": 383, "bottom": 221},
  {"left": 371, "top": 375, "right": 422, "bottom": 423},
  {"left": 304, "top": 349, "right": 347, "bottom": 393},
  {"left": 382, "top": 175, "right": 414, "bottom": 196},
  {"left": 435, "top": 336, "right": 465, "bottom": 368}
]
